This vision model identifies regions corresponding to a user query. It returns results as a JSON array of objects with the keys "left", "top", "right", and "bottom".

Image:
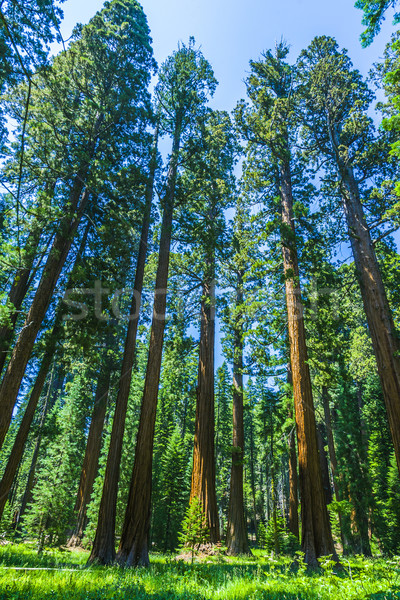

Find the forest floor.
[{"left": 0, "top": 543, "right": 398, "bottom": 599}]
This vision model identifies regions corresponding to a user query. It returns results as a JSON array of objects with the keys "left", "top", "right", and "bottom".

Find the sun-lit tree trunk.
[
  {"left": 190, "top": 267, "right": 220, "bottom": 543},
  {"left": 115, "top": 117, "right": 181, "bottom": 568},
  {"left": 329, "top": 125, "right": 400, "bottom": 478},
  {"left": 280, "top": 159, "right": 336, "bottom": 566},
  {"left": 88, "top": 128, "right": 158, "bottom": 566},
  {"left": 0, "top": 178, "right": 90, "bottom": 449},
  {"left": 227, "top": 270, "right": 250, "bottom": 555},
  {"left": 67, "top": 365, "right": 111, "bottom": 547}
]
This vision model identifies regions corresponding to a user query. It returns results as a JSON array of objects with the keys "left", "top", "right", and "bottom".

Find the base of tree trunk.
[{"left": 116, "top": 538, "right": 150, "bottom": 567}]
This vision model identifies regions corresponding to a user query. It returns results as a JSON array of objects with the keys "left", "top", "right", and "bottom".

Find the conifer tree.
[
  {"left": 116, "top": 40, "right": 216, "bottom": 567},
  {"left": 297, "top": 36, "right": 400, "bottom": 478},
  {"left": 0, "top": 0, "right": 155, "bottom": 448},
  {"left": 237, "top": 43, "right": 336, "bottom": 566}
]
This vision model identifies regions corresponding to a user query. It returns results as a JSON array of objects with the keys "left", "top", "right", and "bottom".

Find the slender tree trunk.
[
  {"left": 67, "top": 366, "right": 111, "bottom": 547},
  {"left": 0, "top": 348, "right": 54, "bottom": 520},
  {"left": 270, "top": 411, "right": 280, "bottom": 555},
  {"left": 287, "top": 365, "right": 299, "bottom": 539},
  {"left": 190, "top": 272, "right": 220, "bottom": 543},
  {"left": 227, "top": 272, "right": 250, "bottom": 555},
  {"left": 0, "top": 178, "right": 90, "bottom": 449},
  {"left": 89, "top": 128, "right": 158, "bottom": 566},
  {"left": 115, "top": 119, "right": 180, "bottom": 567},
  {"left": 279, "top": 159, "right": 336, "bottom": 566},
  {"left": 329, "top": 126, "right": 400, "bottom": 477},
  {"left": 0, "top": 228, "right": 42, "bottom": 376},
  {"left": 249, "top": 410, "right": 258, "bottom": 543},
  {"left": 0, "top": 220, "right": 90, "bottom": 521}
]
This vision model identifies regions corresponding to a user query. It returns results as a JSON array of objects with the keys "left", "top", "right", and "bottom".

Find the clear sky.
[{"left": 57, "top": 0, "right": 397, "bottom": 112}]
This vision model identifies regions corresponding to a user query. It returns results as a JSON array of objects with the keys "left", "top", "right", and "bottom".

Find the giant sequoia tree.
[
  {"left": 297, "top": 36, "right": 400, "bottom": 478},
  {"left": 0, "top": 0, "right": 155, "bottom": 449},
  {"left": 237, "top": 44, "right": 336, "bottom": 566},
  {"left": 116, "top": 40, "right": 216, "bottom": 567}
]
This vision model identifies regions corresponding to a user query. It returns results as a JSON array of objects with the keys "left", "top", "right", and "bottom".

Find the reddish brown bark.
[
  {"left": 0, "top": 179, "right": 90, "bottom": 449},
  {"left": 88, "top": 129, "right": 158, "bottom": 566},
  {"left": 226, "top": 274, "right": 250, "bottom": 555},
  {"left": 329, "top": 126, "right": 400, "bottom": 478},
  {"left": 115, "top": 119, "right": 180, "bottom": 568},
  {"left": 67, "top": 366, "right": 111, "bottom": 547},
  {"left": 190, "top": 275, "right": 220, "bottom": 544},
  {"left": 280, "top": 160, "right": 336, "bottom": 566}
]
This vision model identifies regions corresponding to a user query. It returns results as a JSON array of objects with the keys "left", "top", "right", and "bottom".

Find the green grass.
[{"left": 0, "top": 544, "right": 399, "bottom": 599}]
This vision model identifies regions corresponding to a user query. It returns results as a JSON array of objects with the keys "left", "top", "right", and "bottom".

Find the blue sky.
[{"left": 57, "top": 0, "right": 397, "bottom": 112}]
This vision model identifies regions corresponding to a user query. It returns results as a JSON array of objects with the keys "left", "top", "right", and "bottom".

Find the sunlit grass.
[{"left": 0, "top": 543, "right": 399, "bottom": 599}]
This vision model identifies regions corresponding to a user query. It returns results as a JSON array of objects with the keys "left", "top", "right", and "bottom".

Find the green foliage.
[
  {"left": 355, "top": 0, "right": 400, "bottom": 46},
  {"left": 258, "top": 516, "right": 300, "bottom": 556},
  {"left": 178, "top": 497, "right": 209, "bottom": 563}
]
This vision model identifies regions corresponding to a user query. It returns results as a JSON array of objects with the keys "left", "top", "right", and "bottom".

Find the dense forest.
[{"left": 0, "top": 0, "right": 400, "bottom": 597}]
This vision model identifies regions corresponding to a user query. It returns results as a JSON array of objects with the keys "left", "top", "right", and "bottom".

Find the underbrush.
[{"left": 0, "top": 544, "right": 399, "bottom": 599}]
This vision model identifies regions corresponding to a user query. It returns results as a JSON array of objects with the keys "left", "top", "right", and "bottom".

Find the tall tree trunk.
[
  {"left": 329, "top": 126, "right": 400, "bottom": 477},
  {"left": 287, "top": 365, "right": 299, "bottom": 539},
  {"left": 190, "top": 272, "right": 220, "bottom": 543},
  {"left": 0, "top": 178, "right": 90, "bottom": 448},
  {"left": 226, "top": 272, "right": 250, "bottom": 555},
  {"left": 67, "top": 365, "right": 111, "bottom": 547},
  {"left": 0, "top": 221, "right": 90, "bottom": 521},
  {"left": 14, "top": 365, "right": 56, "bottom": 528},
  {"left": 270, "top": 409, "right": 280, "bottom": 555},
  {"left": 279, "top": 159, "right": 336, "bottom": 566},
  {"left": 115, "top": 118, "right": 181, "bottom": 568},
  {"left": 248, "top": 410, "right": 258, "bottom": 543},
  {"left": 0, "top": 228, "right": 43, "bottom": 376},
  {"left": 88, "top": 127, "right": 158, "bottom": 566}
]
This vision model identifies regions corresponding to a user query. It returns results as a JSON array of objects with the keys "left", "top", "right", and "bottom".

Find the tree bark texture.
[
  {"left": 280, "top": 160, "right": 336, "bottom": 566},
  {"left": 226, "top": 274, "right": 250, "bottom": 555},
  {"left": 329, "top": 125, "right": 400, "bottom": 478},
  {"left": 89, "top": 129, "right": 158, "bottom": 566},
  {"left": 115, "top": 119, "right": 180, "bottom": 567},
  {"left": 67, "top": 366, "right": 111, "bottom": 547},
  {"left": 189, "top": 270, "right": 220, "bottom": 544}
]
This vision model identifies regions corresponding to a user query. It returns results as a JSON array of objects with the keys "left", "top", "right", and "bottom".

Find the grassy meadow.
[{"left": 0, "top": 543, "right": 399, "bottom": 599}]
